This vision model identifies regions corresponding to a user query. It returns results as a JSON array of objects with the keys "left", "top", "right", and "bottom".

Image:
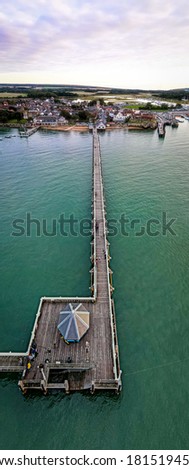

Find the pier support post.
[
  {"left": 90, "top": 382, "right": 95, "bottom": 394},
  {"left": 64, "top": 380, "right": 69, "bottom": 394},
  {"left": 18, "top": 380, "right": 27, "bottom": 394},
  {"left": 40, "top": 367, "right": 48, "bottom": 394}
]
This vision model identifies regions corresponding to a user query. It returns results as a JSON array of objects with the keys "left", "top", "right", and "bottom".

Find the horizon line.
[{"left": 0, "top": 83, "right": 189, "bottom": 92}]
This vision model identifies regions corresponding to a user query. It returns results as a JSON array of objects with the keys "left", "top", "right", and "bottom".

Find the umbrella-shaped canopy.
[{"left": 58, "top": 303, "right": 90, "bottom": 342}]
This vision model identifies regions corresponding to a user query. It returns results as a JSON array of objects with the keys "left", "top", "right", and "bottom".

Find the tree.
[
  {"left": 60, "top": 110, "right": 72, "bottom": 120},
  {"left": 78, "top": 110, "right": 89, "bottom": 121},
  {"left": 0, "top": 110, "right": 23, "bottom": 122},
  {"left": 88, "top": 100, "right": 97, "bottom": 107}
]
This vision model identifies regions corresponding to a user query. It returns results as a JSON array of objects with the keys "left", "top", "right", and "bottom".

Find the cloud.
[{"left": 0, "top": 0, "right": 189, "bottom": 88}]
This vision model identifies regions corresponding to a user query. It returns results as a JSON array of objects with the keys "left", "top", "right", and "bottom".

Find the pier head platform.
[{"left": 0, "top": 129, "right": 122, "bottom": 394}]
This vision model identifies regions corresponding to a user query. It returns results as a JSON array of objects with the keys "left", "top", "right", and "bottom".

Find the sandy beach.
[
  {"left": 41, "top": 125, "right": 89, "bottom": 132},
  {"left": 41, "top": 124, "right": 156, "bottom": 132}
]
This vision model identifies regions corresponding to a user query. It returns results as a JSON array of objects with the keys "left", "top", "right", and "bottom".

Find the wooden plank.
[{"left": 0, "top": 128, "right": 121, "bottom": 394}]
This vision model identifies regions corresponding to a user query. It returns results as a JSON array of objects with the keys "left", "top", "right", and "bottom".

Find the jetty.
[
  {"left": 158, "top": 121, "right": 165, "bottom": 137},
  {"left": 0, "top": 128, "right": 122, "bottom": 394},
  {"left": 19, "top": 126, "right": 40, "bottom": 138}
]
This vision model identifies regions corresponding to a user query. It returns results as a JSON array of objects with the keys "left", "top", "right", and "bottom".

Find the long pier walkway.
[{"left": 0, "top": 128, "right": 122, "bottom": 394}]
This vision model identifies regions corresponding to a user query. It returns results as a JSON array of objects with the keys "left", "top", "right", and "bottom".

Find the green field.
[{"left": 0, "top": 92, "right": 27, "bottom": 98}]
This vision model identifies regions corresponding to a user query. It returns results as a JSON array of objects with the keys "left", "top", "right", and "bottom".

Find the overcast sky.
[{"left": 0, "top": 0, "right": 189, "bottom": 89}]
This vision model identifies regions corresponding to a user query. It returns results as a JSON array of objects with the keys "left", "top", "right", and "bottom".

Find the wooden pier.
[
  {"left": 19, "top": 126, "right": 40, "bottom": 138},
  {"left": 0, "top": 128, "right": 122, "bottom": 394},
  {"left": 158, "top": 121, "right": 165, "bottom": 137}
]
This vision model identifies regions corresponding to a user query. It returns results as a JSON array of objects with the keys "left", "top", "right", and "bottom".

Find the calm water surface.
[{"left": 0, "top": 124, "right": 189, "bottom": 449}]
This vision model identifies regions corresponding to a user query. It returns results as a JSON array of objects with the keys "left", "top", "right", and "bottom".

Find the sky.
[{"left": 0, "top": 0, "right": 189, "bottom": 89}]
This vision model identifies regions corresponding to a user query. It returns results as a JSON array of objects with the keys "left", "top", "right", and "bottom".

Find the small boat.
[
  {"left": 5, "top": 135, "right": 11, "bottom": 138},
  {"left": 20, "top": 133, "right": 28, "bottom": 138},
  {"left": 175, "top": 118, "right": 184, "bottom": 123}
]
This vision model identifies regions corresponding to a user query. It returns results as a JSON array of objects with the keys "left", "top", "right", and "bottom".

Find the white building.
[
  {"left": 96, "top": 120, "right": 106, "bottom": 130},
  {"left": 113, "top": 112, "right": 125, "bottom": 123}
]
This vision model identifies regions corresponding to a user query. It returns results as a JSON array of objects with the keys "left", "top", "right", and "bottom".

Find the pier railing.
[
  {"left": 0, "top": 128, "right": 121, "bottom": 391},
  {"left": 92, "top": 131, "right": 98, "bottom": 300},
  {"left": 95, "top": 131, "right": 119, "bottom": 381}
]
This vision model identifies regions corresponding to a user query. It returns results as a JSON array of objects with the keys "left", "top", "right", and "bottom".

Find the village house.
[
  {"left": 57, "top": 116, "right": 68, "bottom": 125},
  {"left": 34, "top": 116, "right": 58, "bottom": 126},
  {"left": 113, "top": 111, "right": 125, "bottom": 123},
  {"left": 96, "top": 120, "right": 106, "bottom": 130}
]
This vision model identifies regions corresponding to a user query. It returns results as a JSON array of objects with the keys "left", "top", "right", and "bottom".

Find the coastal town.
[{"left": 0, "top": 91, "right": 189, "bottom": 136}]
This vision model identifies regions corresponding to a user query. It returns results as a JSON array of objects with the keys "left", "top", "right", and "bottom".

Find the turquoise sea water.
[{"left": 0, "top": 124, "right": 189, "bottom": 449}]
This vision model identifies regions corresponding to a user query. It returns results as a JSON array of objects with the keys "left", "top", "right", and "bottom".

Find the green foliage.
[
  {"left": 153, "top": 90, "right": 189, "bottom": 100},
  {"left": 78, "top": 110, "right": 90, "bottom": 121},
  {"left": 27, "top": 89, "right": 78, "bottom": 99},
  {"left": 60, "top": 110, "right": 72, "bottom": 120},
  {"left": 175, "top": 102, "right": 182, "bottom": 108},
  {"left": 88, "top": 98, "right": 104, "bottom": 106},
  {"left": 139, "top": 102, "right": 169, "bottom": 110},
  {"left": 88, "top": 99, "right": 97, "bottom": 106},
  {"left": 81, "top": 88, "right": 98, "bottom": 93},
  {"left": 0, "top": 110, "right": 23, "bottom": 123},
  {"left": 110, "top": 88, "right": 142, "bottom": 94}
]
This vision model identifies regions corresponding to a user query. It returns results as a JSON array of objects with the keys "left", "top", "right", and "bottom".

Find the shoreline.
[
  {"left": 40, "top": 124, "right": 156, "bottom": 132},
  {"left": 0, "top": 123, "right": 157, "bottom": 132},
  {"left": 41, "top": 125, "right": 89, "bottom": 132}
]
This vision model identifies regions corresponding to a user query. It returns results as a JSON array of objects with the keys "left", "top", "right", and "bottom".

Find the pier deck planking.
[{"left": 0, "top": 129, "right": 121, "bottom": 394}]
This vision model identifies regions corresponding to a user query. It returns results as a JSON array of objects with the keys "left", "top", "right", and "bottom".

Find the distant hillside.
[
  {"left": 0, "top": 84, "right": 188, "bottom": 100},
  {"left": 152, "top": 88, "right": 189, "bottom": 100}
]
